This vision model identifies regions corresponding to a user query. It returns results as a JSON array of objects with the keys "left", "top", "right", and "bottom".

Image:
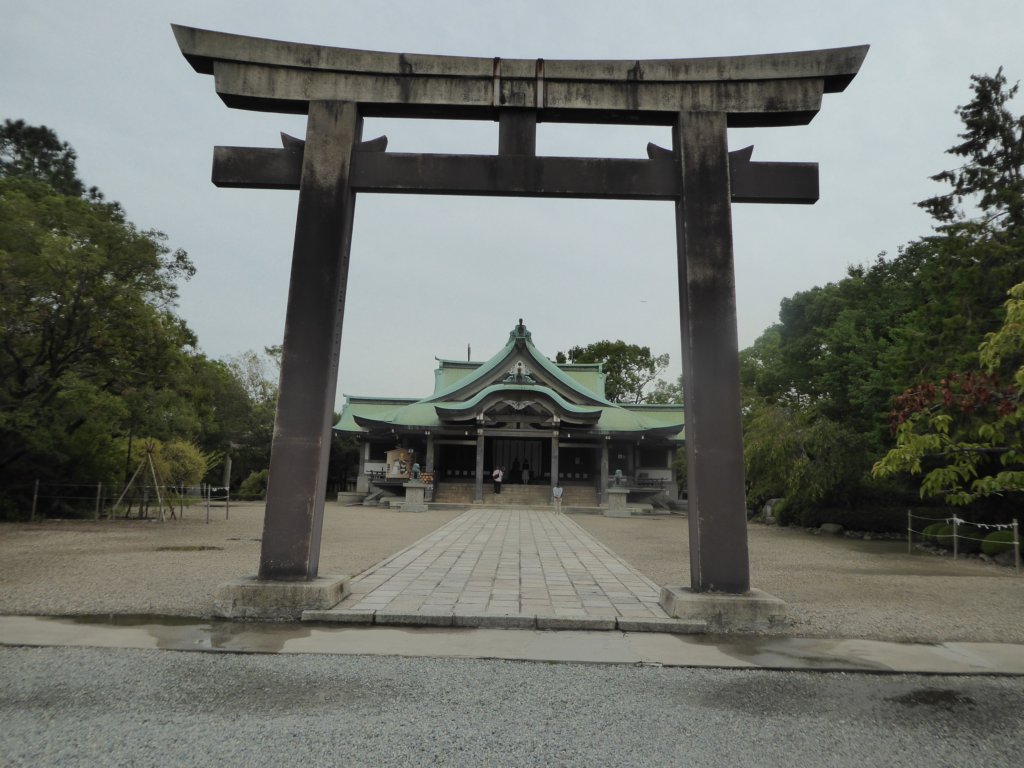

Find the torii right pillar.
[
  {"left": 674, "top": 110, "right": 749, "bottom": 594},
  {"left": 659, "top": 110, "right": 790, "bottom": 628}
]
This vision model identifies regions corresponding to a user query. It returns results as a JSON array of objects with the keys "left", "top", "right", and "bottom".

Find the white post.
[
  {"left": 30, "top": 479, "right": 39, "bottom": 521},
  {"left": 907, "top": 509, "right": 912, "bottom": 554},
  {"left": 952, "top": 516, "right": 959, "bottom": 560},
  {"left": 95, "top": 482, "right": 102, "bottom": 520},
  {"left": 205, "top": 483, "right": 211, "bottom": 524},
  {"left": 225, "top": 485, "right": 230, "bottom": 520},
  {"left": 1013, "top": 519, "right": 1020, "bottom": 576}
]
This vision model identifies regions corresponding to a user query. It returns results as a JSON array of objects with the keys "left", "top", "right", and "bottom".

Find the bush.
[
  {"left": 789, "top": 505, "right": 910, "bottom": 533},
  {"left": 981, "top": 530, "right": 1018, "bottom": 556},
  {"left": 932, "top": 524, "right": 956, "bottom": 549},
  {"left": 954, "top": 525, "right": 984, "bottom": 554},
  {"left": 237, "top": 469, "right": 269, "bottom": 500},
  {"left": 921, "top": 522, "right": 946, "bottom": 544}
]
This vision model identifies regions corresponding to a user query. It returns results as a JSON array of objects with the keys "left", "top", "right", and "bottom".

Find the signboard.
[{"left": 385, "top": 449, "right": 414, "bottom": 480}]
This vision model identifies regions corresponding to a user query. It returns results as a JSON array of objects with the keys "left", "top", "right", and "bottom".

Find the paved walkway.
[{"left": 318, "top": 508, "right": 675, "bottom": 628}]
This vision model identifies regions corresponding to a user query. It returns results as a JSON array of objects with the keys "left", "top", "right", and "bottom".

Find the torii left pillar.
[
  {"left": 259, "top": 101, "right": 359, "bottom": 580},
  {"left": 213, "top": 101, "right": 357, "bottom": 617}
]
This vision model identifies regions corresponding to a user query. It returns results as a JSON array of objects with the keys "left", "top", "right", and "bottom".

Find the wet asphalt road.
[{"left": 2, "top": 646, "right": 1021, "bottom": 767}]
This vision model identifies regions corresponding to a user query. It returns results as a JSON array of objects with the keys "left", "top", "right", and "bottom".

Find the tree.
[
  {"left": 0, "top": 121, "right": 199, "bottom": 516},
  {"left": 161, "top": 440, "right": 212, "bottom": 487},
  {"left": 647, "top": 374, "right": 684, "bottom": 405},
  {"left": 918, "top": 68, "right": 1024, "bottom": 230},
  {"left": 1, "top": 119, "right": 85, "bottom": 198},
  {"left": 214, "top": 348, "right": 280, "bottom": 486},
  {"left": 873, "top": 281, "right": 1024, "bottom": 506},
  {"left": 739, "top": 70, "right": 1024, "bottom": 520},
  {"left": 743, "top": 400, "right": 867, "bottom": 516},
  {"left": 560, "top": 340, "right": 669, "bottom": 403}
]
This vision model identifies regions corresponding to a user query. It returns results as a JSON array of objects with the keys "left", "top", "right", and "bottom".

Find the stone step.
[{"left": 432, "top": 482, "right": 598, "bottom": 507}]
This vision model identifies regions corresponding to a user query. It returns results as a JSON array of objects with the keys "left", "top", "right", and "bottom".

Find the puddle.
[
  {"left": 684, "top": 634, "right": 889, "bottom": 671},
  {"left": 61, "top": 614, "right": 311, "bottom": 653}
]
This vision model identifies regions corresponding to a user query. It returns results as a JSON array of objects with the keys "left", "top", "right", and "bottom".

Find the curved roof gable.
[{"left": 426, "top": 320, "right": 610, "bottom": 406}]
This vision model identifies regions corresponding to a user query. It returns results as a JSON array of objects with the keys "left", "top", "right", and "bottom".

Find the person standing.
[
  {"left": 492, "top": 466, "right": 504, "bottom": 494},
  {"left": 552, "top": 481, "right": 563, "bottom": 513},
  {"left": 522, "top": 461, "right": 530, "bottom": 486}
]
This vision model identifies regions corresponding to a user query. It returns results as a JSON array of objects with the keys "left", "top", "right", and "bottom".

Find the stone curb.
[
  {"left": 302, "top": 610, "right": 708, "bottom": 634},
  {"left": 375, "top": 611, "right": 454, "bottom": 627},
  {"left": 302, "top": 609, "right": 374, "bottom": 624},
  {"left": 536, "top": 615, "right": 617, "bottom": 631},
  {"left": 453, "top": 613, "right": 539, "bottom": 629},
  {"left": 616, "top": 617, "right": 707, "bottom": 634}
]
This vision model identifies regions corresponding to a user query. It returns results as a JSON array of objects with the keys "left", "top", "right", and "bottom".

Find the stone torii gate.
[{"left": 174, "top": 25, "right": 866, "bottom": 616}]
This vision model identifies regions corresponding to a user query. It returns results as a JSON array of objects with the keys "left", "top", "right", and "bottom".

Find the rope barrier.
[
  {"left": 907, "top": 508, "right": 1020, "bottom": 574},
  {"left": 22, "top": 479, "right": 231, "bottom": 524}
]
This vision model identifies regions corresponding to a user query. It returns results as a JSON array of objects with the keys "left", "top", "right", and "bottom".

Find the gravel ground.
[
  {"left": 574, "top": 513, "right": 1024, "bottom": 643},
  {"left": 2, "top": 645, "right": 1021, "bottom": 768},
  {"left": 1, "top": 504, "right": 1022, "bottom": 643}
]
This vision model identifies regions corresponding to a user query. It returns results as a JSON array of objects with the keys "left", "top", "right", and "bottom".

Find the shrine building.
[{"left": 336, "top": 320, "right": 685, "bottom": 506}]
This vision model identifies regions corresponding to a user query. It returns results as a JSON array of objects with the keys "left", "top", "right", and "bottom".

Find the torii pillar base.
[
  {"left": 213, "top": 575, "right": 350, "bottom": 621},
  {"left": 659, "top": 586, "right": 787, "bottom": 633}
]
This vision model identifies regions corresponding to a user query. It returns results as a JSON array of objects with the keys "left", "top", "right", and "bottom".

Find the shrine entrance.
[{"left": 174, "top": 25, "right": 866, "bottom": 597}]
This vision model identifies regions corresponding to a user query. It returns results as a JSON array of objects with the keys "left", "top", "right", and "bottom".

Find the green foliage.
[
  {"left": 873, "top": 282, "right": 1024, "bottom": 505},
  {"left": 918, "top": 69, "right": 1024, "bottom": 229},
  {"left": 788, "top": 505, "right": 910, "bottom": 533},
  {"left": 1, "top": 119, "right": 85, "bottom": 198},
  {"left": 743, "top": 401, "right": 867, "bottom": 513},
  {"left": 560, "top": 340, "right": 669, "bottom": 403},
  {"left": 742, "top": 70, "right": 1024, "bottom": 519},
  {"left": 922, "top": 522, "right": 947, "bottom": 544},
  {"left": 955, "top": 525, "right": 984, "bottom": 553},
  {"left": 0, "top": 119, "right": 281, "bottom": 517},
  {"left": 933, "top": 524, "right": 957, "bottom": 549},
  {"left": 646, "top": 374, "right": 684, "bottom": 405},
  {"left": 671, "top": 447, "right": 687, "bottom": 491},
  {"left": 238, "top": 469, "right": 269, "bottom": 500},
  {"left": 328, "top": 425, "right": 360, "bottom": 493},
  {"left": 160, "top": 440, "right": 211, "bottom": 487},
  {"left": 124, "top": 439, "right": 171, "bottom": 485},
  {"left": 0, "top": 173, "right": 197, "bottom": 499},
  {"left": 981, "top": 530, "right": 1018, "bottom": 555}
]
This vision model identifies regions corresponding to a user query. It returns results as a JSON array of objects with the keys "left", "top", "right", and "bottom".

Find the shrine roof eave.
[
  {"left": 434, "top": 384, "right": 602, "bottom": 421},
  {"left": 340, "top": 419, "right": 684, "bottom": 443},
  {"left": 335, "top": 397, "right": 418, "bottom": 431}
]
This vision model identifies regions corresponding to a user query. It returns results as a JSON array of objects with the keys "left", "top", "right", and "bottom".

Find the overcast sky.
[{"left": 4, "top": 1, "right": 1024, "bottom": 405}]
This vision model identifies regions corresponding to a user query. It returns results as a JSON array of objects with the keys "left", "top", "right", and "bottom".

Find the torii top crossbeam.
[{"left": 173, "top": 25, "right": 866, "bottom": 126}]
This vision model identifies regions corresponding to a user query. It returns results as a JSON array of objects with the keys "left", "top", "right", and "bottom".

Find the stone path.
[{"left": 310, "top": 508, "right": 686, "bottom": 630}]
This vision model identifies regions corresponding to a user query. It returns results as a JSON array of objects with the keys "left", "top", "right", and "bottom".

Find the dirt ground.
[{"left": 1, "top": 503, "right": 1021, "bottom": 643}]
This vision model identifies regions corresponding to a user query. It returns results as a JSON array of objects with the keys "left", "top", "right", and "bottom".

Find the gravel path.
[
  {"left": 1, "top": 504, "right": 1022, "bottom": 643},
  {"left": 2, "top": 645, "right": 1021, "bottom": 768}
]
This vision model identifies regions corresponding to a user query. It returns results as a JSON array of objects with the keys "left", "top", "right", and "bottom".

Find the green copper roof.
[
  {"left": 336, "top": 320, "right": 683, "bottom": 439},
  {"left": 434, "top": 384, "right": 602, "bottom": 420}
]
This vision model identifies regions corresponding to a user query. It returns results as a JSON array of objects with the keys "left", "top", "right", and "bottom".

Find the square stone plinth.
[
  {"left": 214, "top": 575, "right": 350, "bottom": 621},
  {"left": 605, "top": 487, "right": 630, "bottom": 517},
  {"left": 659, "top": 586, "right": 787, "bottom": 632},
  {"left": 401, "top": 481, "right": 429, "bottom": 512}
]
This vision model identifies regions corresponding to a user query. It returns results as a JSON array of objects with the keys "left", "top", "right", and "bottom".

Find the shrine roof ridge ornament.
[{"left": 172, "top": 25, "right": 867, "bottom": 126}]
